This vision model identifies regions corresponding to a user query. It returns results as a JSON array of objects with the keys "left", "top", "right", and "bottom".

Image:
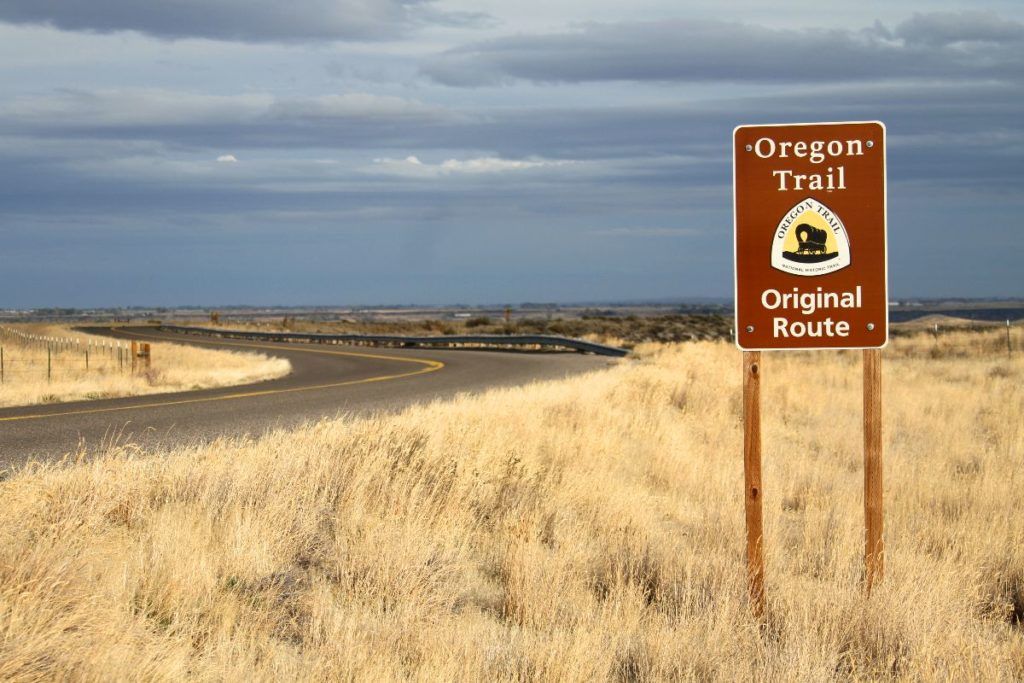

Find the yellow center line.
[{"left": 0, "top": 328, "right": 445, "bottom": 422}]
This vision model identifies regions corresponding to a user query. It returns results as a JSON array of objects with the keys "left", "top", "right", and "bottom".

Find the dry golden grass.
[
  {"left": 0, "top": 325, "right": 291, "bottom": 408},
  {"left": 0, "top": 329, "right": 1021, "bottom": 680}
]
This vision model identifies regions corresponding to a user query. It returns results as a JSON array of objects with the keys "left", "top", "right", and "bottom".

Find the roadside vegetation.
[
  {"left": 0, "top": 325, "right": 291, "bottom": 408},
  {"left": 0, "top": 328, "right": 1021, "bottom": 679}
]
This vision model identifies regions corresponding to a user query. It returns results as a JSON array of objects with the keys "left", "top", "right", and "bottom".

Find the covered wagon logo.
[{"left": 770, "top": 197, "right": 851, "bottom": 276}]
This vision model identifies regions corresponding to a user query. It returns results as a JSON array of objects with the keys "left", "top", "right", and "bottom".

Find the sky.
[{"left": 0, "top": 0, "right": 1022, "bottom": 307}]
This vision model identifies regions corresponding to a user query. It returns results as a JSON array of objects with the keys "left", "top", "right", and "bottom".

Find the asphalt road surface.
[{"left": 0, "top": 327, "right": 613, "bottom": 468}]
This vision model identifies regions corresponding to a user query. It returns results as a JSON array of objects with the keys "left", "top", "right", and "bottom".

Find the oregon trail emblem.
[{"left": 770, "top": 197, "right": 850, "bottom": 276}]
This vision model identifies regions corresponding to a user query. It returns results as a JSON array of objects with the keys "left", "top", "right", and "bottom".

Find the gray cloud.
[
  {"left": 422, "top": 12, "right": 1024, "bottom": 85},
  {"left": 0, "top": 0, "right": 486, "bottom": 42},
  {"left": 0, "top": 89, "right": 462, "bottom": 149},
  {"left": 1, "top": 6, "right": 1022, "bottom": 304},
  {"left": 1, "top": 81, "right": 1021, "bottom": 192},
  {"left": 0, "top": 3, "right": 1021, "bottom": 308},
  {"left": 894, "top": 10, "right": 1024, "bottom": 46}
]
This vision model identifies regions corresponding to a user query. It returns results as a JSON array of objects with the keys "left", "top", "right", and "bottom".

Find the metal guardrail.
[{"left": 156, "top": 324, "right": 629, "bottom": 357}]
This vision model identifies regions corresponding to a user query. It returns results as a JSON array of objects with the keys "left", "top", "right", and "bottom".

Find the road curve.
[{"left": 0, "top": 327, "right": 613, "bottom": 468}]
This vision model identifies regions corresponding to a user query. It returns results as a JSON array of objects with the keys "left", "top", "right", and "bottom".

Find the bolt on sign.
[{"left": 733, "top": 121, "right": 887, "bottom": 349}]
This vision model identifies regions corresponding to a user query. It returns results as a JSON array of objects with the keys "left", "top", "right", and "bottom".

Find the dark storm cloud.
[
  {"left": 422, "top": 12, "right": 1024, "bottom": 85},
  {"left": 1, "top": 5, "right": 1021, "bottom": 306},
  {"left": 1, "top": 93, "right": 1019, "bottom": 304},
  {"left": 0, "top": 0, "right": 488, "bottom": 42},
  {"left": 0, "top": 79, "right": 1020, "bottom": 268}
]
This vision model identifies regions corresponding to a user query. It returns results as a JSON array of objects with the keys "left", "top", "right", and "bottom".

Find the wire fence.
[
  {"left": 888, "top": 319, "right": 1019, "bottom": 360},
  {"left": 0, "top": 326, "right": 146, "bottom": 384}
]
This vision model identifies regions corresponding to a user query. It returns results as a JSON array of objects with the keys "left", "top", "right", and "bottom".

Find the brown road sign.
[{"left": 734, "top": 121, "right": 887, "bottom": 350}]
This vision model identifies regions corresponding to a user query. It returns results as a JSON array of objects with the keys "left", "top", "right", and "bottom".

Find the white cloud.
[
  {"left": 367, "top": 154, "right": 575, "bottom": 177},
  {"left": 216, "top": 154, "right": 238, "bottom": 163}
]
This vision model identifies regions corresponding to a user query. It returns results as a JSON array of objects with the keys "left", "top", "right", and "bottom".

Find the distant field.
[
  {"left": 889, "top": 304, "right": 1024, "bottom": 324},
  {"left": 210, "top": 313, "right": 733, "bottom": 347},
  {"left": 0, "top": 325, "right": 291, "bottom": 408},
  {"left": 0, "top": 327, "right": 1020, "bottom": 679},
  {"left": 893, "top": 313, "right": 1018, "bottom": 329},
  {"left": 203, "top": 308, "right": 1021, "bottom": 348},
  {"left": 9, "top": 300, "right": 1020, "bottom": 348}
]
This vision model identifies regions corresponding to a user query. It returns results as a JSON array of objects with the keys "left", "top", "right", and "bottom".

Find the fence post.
[
  {"left": 48, "top": 345, "right": 52, "bottom": 383},
  {"left": 1007, "top": 320, "right": 1013, "bottom": 359}
]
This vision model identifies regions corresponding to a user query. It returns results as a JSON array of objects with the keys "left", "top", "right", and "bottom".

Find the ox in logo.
[{"left": 770, "top": 197, "right": 851, "bottom": 276}]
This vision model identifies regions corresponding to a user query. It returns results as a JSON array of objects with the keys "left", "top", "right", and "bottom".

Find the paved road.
[{"left": 0, "top": 327, "right": 613, "bottom": 468}]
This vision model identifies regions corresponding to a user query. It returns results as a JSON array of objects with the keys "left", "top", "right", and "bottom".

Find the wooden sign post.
[
  {"left": 743, "top": 351, "right": 765, "bottom": 617},
  {"left": 734, "top": 121, "right": 888, "bottom": 612},
  {"left": 863, "top": 348, "right": 883, "bottom": 592}
]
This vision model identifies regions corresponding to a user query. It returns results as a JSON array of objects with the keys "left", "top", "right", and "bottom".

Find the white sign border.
[{"left": 732, "top": 120, "right": 889, "bottom": 352}]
